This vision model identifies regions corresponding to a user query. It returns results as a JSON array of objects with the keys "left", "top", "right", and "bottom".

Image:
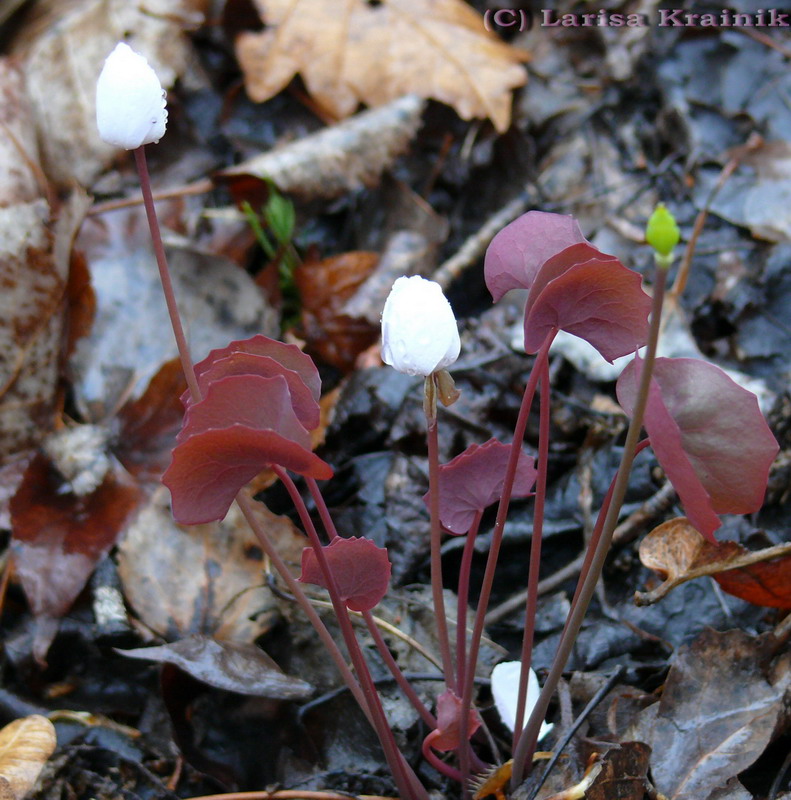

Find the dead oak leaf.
[{"left": 237, "top": 0, "right": 529, "bottom": 132}]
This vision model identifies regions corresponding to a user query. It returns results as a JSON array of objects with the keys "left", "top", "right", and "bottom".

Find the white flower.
[
  {"left": 381, "top": 276, "right": 460, "bottom": 377},
  {"left": 491, "top": 661, "right": 554, "bottom": 741},
  {"left": 96, "top": 42, "right": 167, "bottom": 149}
]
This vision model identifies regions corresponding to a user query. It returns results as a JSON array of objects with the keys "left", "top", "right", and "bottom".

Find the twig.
[
  {"left": 484, "top": 481, "right": 676, "bottom": 626},
  {"left": 524, "top": 666, "right": 625, "bottom": 800},
  {"left": 433, "top": 191, "right": 533, "bottom": 290}
]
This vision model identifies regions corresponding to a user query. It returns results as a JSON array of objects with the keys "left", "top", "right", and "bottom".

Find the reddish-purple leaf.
[
  {"left": 177, "top": 375, "right": 310, "bottom": 448},
  {"left": 185, "top": 352, "right": 320, "bottom": 431},
  {"left": 484, "top": 211, "right": 587, "bottom": 302},
  {"left": 424, "top": 439, "right": 537, "bottom": 534},
  {"left": 163, "top": 426, "right": 332, "bottom": 525},
  {"left": 298, "top": 536, "right": 391, "bottom": 612},
  {"left": 191, "top": 335, "right": 321, "bottom": 405},
  {"left": 430, "top": 690, "right": 482, "bottom": 751},
  {"left": 523, "top": 243, "right": 651, "bottom": 362},
  {"left": 617, "top": 357, "right": 779, "bottom": 542},
  {"left": 10, "top": 454, "right": 142, "bottom": 661}
]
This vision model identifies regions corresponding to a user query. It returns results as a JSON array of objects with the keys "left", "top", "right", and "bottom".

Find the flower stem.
[
  {"left": 455, "top": 510, "right": 483, "bottom": 694},
  {"left": 510, "top": 268, "right": 669, "bottom": 789},
  {"left": 426, "top": 394, "right": 457, "bottom": 694},
  {"left": 512, "top": 353, "right": 550, "bottom": 753},
  {"left": 134, "top": 146, "right": 202, "bottom": 402}
]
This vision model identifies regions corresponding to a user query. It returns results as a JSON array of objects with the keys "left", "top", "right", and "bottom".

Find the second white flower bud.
[
  {"left": 96, "top": 42, "right": 168, "bottom": 150},
  {"left": 381, "top": 276, "right": 460, "bottom": 377}
]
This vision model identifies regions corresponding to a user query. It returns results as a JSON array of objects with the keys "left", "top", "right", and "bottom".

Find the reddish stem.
[
  {"left": 455, "top": 510, "right": 483, "bottom": 693},
  {"left": 512, "top": 354, "right": 550, "bottom": 752},
  {"left": 427, "top": 407, "right": 457, "bottom": 693}
]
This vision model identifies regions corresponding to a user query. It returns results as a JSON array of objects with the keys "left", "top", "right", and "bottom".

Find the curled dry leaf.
[
  {"left": 220, "top": 95, "right": 426, "bottom": 200},
  {"left": 237, "top": 0, "right": 527, "bottom": 132},
  {"left": 636, "top": 517, "right": 791, "bottom": 608},
  {"left": 119, "top": 634, "right": 313, "bottom": 700},
  {"left": 0, "top": 715, "right": 56, "bottom": 800}
]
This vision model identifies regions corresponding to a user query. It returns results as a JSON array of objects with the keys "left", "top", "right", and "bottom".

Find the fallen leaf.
[
  {"left": 636, "top": 517, "right": 791, "bottom": 608},
  {"left": 236, "top": 0, "right": 527, "bottom": 132},
  {"left": 644, "top": 628, "right": 789, "bottom": 800},
  {"left": 0, "top": 715, "right": 57, "bottom": 800},
  {"left": 117, "top": 491, "right": 305, "bottom": 642},
  {"left": 295, "top": 251, "right": 380, "bottom": 372},
  {"left": 118, "top": 635, "right": 313, "bottom": 699},
  {"left": 220, "top": 95, "right": 426, "bottom": 200},
  {"left": 9, "top": 452, "right": 142, "bottom": 663}
]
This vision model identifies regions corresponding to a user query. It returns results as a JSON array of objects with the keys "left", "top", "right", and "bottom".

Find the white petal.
[
  {"left": 491, "top": 661, "right": 554, "bottom": 741},
  {"left": 96, "top": 42, "right": 168, "bottom": 150},
  {"left": 381, "top": 276, "right": 460, "bottom": 376}
]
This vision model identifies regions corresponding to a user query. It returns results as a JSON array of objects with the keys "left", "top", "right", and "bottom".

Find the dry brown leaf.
[
  {"left": 220, "top": 94, "right": 425, "bottom": 200},
  {"left": 117, "top": 489, "right": 306, "bottom": 642},
  {"left": 637, "top": 517, "right": 791, "bottom": 608},
  {"left": 16, "top": 0, "right": 203, "bottom": 187},
  {"left": 0, "top": 715, "right": 56, "bottom": 800},
  {"left": 236, "top": 0, "right": 528, "bottom": 132}
]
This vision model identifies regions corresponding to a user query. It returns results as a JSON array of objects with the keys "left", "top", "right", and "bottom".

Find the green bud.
[{"left": 646, "top": 203, "right": 680, "bottom": 258}]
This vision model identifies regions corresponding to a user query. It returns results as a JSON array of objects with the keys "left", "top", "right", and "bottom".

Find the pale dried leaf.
[
  {"left": 17, "top": 0, "right": 202, "bottom": 186},
  {"left": 117, "top": 489, "right": 306, "bottom": 642},
  {"left": 237, "top": 0, "right": 528, "bottom": 132},
  {"left": 119, "top": 635, "right": 314, "bottom": 699},
  {"left": 220, "top": 95, "right": 426, "bottom": 199},
  {"left": 0, "top": 60, "right": 41, "bottom": 205},
  {"left": 0, "top": 715, "right": 56, "bottom": 800}
]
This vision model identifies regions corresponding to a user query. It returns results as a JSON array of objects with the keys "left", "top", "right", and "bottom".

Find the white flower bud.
[
  {"left": 381, "top": 276, "right": 460, "bottom": 377},
  {"left": 96, "top": 42, "right": 167, "bottom": 150},
  {"left": 490, "top": 661, "right": 554, "bottom": 740}
]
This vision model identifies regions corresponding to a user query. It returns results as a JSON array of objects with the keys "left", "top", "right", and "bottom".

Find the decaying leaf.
[
  {"left": 295, "top": 251, "right": 380, "bottom": 372},
  {"left": 0, "top": 715, "right": 56, "bottom": 800},
  {"left": 236, "top": 0, "right": 528, "bottom": 132},
  {"left": 17, "top": 0, "right": 203, "bottom": 187},
  {"left": 636, "top": 517, "right": 791, "bottom": 608},
  {"left": 220, "top": 95, "right": 426, "bottom": 200},
  {"left": 117, "top": 491, "right": 305, "bottom": 642},
  {"left": 643, "top": 628, "right": 790, "bottom": 800},
  {"left": 119, "top": 634, "right": 314, "bottom": 700},
  {"left": 9, "top": 451, "right": 142, "bottom": 663},
  {"left": 0, "top": 61, "right": 89, "bottom": 457}
]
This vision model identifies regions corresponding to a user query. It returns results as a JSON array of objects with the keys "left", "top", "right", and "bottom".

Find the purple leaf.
[
  {"left": 617, "top": 357, "right": 779, "bottom": 541},
  {"left": 523, "top": 242, "right": 652, "bottom": 362},
  {"left": 185, "top": 352, "right": 320, "bottom": 430},
  {"left": 163, "top": 425, "right": 333, "bottom": 525},
  {"left": 176, "top": 374, "right": 311, "bottom": 449},
  {"left": 484, "top": 211, "right": 587, "bottom": 302},
  {"left": 424, "top": 439, "right": 537, "bottom": 534},
  {"left": 299, "top": 536, "right": 391, "bottom": 612},
  {"left": 191, "top": 334, "right": 321, "bottom": 406}
]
